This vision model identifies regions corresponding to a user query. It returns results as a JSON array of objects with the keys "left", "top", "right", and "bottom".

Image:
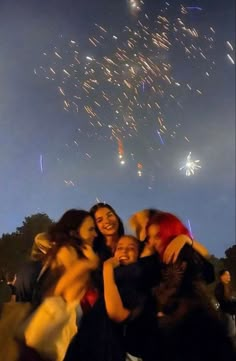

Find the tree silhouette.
[{"left": 0, "top": 213, "right": 53, "bottom": 274}]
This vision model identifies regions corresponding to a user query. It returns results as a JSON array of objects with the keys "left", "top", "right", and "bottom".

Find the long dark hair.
[
  {"left": 90, "top": 203, "right": 124, "bottom": 260},
  {"left": 219, "top": 269, "right": 233, "bottom": 299},
  {"left": 35, "top": 209, "right": 91, "bottom": 304},
  {"left": 47, "top": 209, "right": 91, "bottom": 259},
  {"left": 90, "top": 203, "right": 124, "bottom": 237}
]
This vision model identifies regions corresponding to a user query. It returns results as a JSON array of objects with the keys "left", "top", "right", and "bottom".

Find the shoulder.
[
  {"left": 178, "top": 245, "right": 215, "bottom": 284},
  {"left": 55, "top": 245, "right": 79, "bottom": 268}
]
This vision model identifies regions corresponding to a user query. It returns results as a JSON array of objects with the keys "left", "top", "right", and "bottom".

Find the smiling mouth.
[
  {"left": 104, "top": 225, "right": 115, "bottom": 230},
  {"left": 119, "top": 256, "right": 128, "bottom": 262}
]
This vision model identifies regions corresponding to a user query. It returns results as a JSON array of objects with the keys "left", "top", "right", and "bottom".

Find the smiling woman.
[
  {"left": 114, "top": 235, "right": 140, "bottom": 266},
  {"left": 90, "top": 203, "right": 124, "bottom": 259}
]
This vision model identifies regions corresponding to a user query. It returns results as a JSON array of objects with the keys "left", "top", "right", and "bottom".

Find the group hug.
[{"left": 0, "top": 203, "right": 235, "bottom": 361}]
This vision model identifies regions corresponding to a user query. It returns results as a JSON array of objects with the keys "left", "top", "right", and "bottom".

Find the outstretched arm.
[{"left": 103, "top": 258, "right": 130, "bottom": 322}]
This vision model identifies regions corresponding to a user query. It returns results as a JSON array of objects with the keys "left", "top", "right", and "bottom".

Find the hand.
[
  {"left": 163, "top": 235, "right": 192, "bottom": 263},
  {"left": 82, "top": 245, "right": 100, "bottom": 269},
  {"left": 157, "top": 311, "right": 165, "bottom": 318},
  {"left": 104, "top": 257, "right": 120, "bottom": 269}
]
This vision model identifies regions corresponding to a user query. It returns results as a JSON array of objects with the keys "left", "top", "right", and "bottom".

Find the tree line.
[{"left": 0, "top": 213, "right": 235, "bottom": 290}]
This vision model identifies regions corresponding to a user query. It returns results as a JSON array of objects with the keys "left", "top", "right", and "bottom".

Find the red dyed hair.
[{"left": 146, "top": 212, "right": 191, "bottom": 255}]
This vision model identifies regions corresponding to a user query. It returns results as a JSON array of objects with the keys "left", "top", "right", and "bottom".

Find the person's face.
[
  {"left": 95, "top": 207, "right": 119, "bottom": 238},
  {"left": 221, "top": 271, "right": 231, "bottom": 284},
  {"left": 79, "top": 216, "right": 97, "bottom": 246},
  {"left": 114, "top": 237, "right": 139, "bottom": 265},
  {"left": 147, "top": 224, "right": 164, "bottom": 255}
]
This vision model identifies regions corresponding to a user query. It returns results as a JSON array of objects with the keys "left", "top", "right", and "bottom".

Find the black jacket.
[
  {"left": 15, "top": 260, "right": 42, "bottom": 302},
  {"left": 215, "top": 282, "right": 236, "bottom": 315}
]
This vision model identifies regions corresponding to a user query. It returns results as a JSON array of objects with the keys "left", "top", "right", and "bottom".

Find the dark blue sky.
[{"left": 0, "top": 0, "right": 235, "bottom": 257}]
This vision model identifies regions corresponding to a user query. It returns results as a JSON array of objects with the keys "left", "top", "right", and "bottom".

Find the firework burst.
[
  {"left": 180, "top": 152, "right": 201, "bottom": 176},
  {"left": 36, "top": 2, "right": 215, "bottom": 178}
]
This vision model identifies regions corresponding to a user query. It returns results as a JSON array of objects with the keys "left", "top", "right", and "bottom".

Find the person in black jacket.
[
  {"left": 0, "top": 271, "right": 12, "bottom": 304},
  {"left": 142, "top": 211, "right": 235, "bottom": 361},
  {"left": 215, "top": 269, "right": 236, "bottom": 345},
  {"left": 14, "top": 233, "right": 51, "bottom": 302}
]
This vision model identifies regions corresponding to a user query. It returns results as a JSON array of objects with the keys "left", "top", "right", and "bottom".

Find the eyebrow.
[{"left": 96, "top": 211, "right": 113, "bottom": 220}]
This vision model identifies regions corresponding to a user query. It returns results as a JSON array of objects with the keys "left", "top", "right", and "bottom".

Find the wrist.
[{"left": 103, "top": 263, "right": 115, "bottom": 274}]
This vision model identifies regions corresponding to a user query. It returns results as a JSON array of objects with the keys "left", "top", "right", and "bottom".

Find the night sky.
[{"left": 0, "top": 0, "right": 235, "bottom": 257}]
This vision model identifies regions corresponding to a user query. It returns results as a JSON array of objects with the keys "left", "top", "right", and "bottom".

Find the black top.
[
  {"left": 143, "top": 245, "right": 236, "bottom": 361},
  {"left": 153, "top": 244, "right": 215, "bottom": 316},
  {"left": 64, "top": 254, "right": 161, "bottom": 361},
  {"left": 215, "top": 282, "right": 236, "bottom": 315},
  {"left": 15, "top": 260, "right": 42, "bottom": 302},
  {"left": 0, "top": 281, "right": 12, "bottom": 303},
  {"left": 64, "top": 247, "right": 218, "bottom": 361}
]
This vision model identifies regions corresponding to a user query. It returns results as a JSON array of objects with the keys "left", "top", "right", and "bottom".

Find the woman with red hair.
[
  {"left": 147, "top": 212, "right": 192, "bottom": 256},
  {"left": 142, "top": 211, "right": 235, "bottom": 361}
]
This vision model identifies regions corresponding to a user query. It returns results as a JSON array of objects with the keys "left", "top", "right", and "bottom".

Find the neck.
[{"left": 105, "top": 234, "right": 119, "bottom": 253}]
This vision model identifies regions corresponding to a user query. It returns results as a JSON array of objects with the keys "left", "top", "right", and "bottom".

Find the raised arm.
[
  {"left": 163, "top": 235, "right": 209, "bottom": 264},
  {"left": 103, "top": 257, "right": 130, "bottom": 322},
  {"left": 54, "top": 245, "right": 99, "bottom": 302}
]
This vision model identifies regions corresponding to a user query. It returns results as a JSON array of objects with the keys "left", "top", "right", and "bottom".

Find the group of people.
[{"left": 0, "top": 203, "right": 235, "bottom": 361}]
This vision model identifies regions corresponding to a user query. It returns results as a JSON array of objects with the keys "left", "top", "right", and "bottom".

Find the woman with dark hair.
[
  {"left": 1, "top": 210, "right": 99, "bottom": 361},
  {"left": 215, "top": 269, "right": 236, "bottom": 345},
  {"left": 67, "top": 206, "right": 192, "bottom": 361},
  {"left": 90, "top": 203, "right": 124, "bottom": 261},
  {"left": 49, "top": 209, "right": 97, "bottom": 248},
  {"left": 90, "top": 204, "right": 198, "bottom": 262},
  {"left": 142, "top": 211, "right": 235, "bottom": 361},
  {"left": 35, "top": 209, "right": 98, "bottom": 303},
  {"left": 15, "top": 209, "right": 97, "bottom": 304}
]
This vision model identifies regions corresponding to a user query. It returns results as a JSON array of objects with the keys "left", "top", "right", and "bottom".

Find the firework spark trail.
[
  {"left": 226, "top": 41, "right": 235, "bottom": 64},
  {"left": 37, "top": 2, "right": 216, "bottom": 175},
  {"left": 187, "top": 219, "right": 194, "bottom": 238},
  {"left": 157, "top": 130, "right": 165, "bottom": 145},
  {"left": 227, "top": 54, "right": 235, "bottom": 65},
  {"left": 40, "top": 13, "right": 214, "bottom": 132},
  {"left": 39, "top": 154, "right": 44, "bottom": 173},
  {"left": 226, "top": 41, "right": 234, "bottom": 51}
]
